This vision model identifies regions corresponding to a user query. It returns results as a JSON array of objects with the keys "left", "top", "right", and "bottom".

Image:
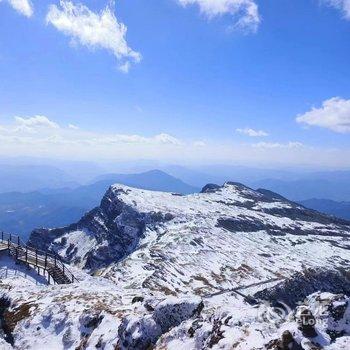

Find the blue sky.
[{"left": 0, "top": 0, "right": 350, "bottom": 167}]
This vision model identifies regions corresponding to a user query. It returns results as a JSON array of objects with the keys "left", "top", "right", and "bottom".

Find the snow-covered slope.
[
  {"left": 1, "top": 268, "right": 350, "bottom": 349},
  {"left": 30, "top": 182, "right": 350, "bottom": 296},
  {"left": 1, "top": 182, "right": 349, "bottom": 349}
]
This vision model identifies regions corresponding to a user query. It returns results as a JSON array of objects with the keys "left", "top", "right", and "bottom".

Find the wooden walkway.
[
  {"left": 0, "top": 231, "right": 77, "bottom": 284},
  {"left": 0, "top": 242, "right": 8, "bottom": 252}
]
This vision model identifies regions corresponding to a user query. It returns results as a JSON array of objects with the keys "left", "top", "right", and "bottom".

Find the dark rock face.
[
  {"left": 260, "top": 205, "right": 350, "bottom": 227},
  {"left": 254, "top": 268, "right": 350, "bottom": 308},
  {"left": 217, "top": 215, "right": 350, "bottom": 237},
  {"left": 117, "top": 298, "right": 202, "bottom": 350},
  {"left": 200, "top": 184, "right": 221, "bottom": 193},
  {"left": 216, "top": 184, "right": 350, "bottom": 229},
  {"left": 257, "top": 188, "right": 289, "bottom": 202},
  {"left": 0, "top": 297, "right": 13, "bottom": 345},
  {"left": 266, "top": 330, "right": 303, "bottom": 350},
  {"left": 28, "top": 187, "right": 174, "bottom": 272},
  {"left": 217, "top": 218, "right": 266, "bottom": 233},
  {"left": 281, "top": 331, "right": 301, "bottom": 349},
  {"left": 297, "top": 309, "right": 318, "bottom": 337}
]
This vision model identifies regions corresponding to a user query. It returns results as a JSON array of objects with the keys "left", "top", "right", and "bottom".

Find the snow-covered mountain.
[
  {"left": 30, "top": 182, "right": 350, "bottom": 280},
  {"left": 1, "top": 182, "right": 350, "bottom": 349}
]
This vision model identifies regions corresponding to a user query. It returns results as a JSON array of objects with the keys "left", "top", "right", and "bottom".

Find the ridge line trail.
[{"left": 203, "top": 277, "right": 285, "bottom": 299}]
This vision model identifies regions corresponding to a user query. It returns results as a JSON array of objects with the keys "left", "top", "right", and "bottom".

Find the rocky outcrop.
[
  {"left": 118, "top": 297, "right": 203, "bottom": 349},
  {"left": 254, "top": 268, "right": 350, "bottom": 308},
  {"left": 156, "top": 291, "right": 350, "bottom": 349},
  {"left": 266, "top": 330, "right": 302, "bottom": 350},
  {"left": 0, "top": 297, "right": 12, "bottom": 346},
  {"left": 29, "top": 187, "right": 174, "bottom": 271}
]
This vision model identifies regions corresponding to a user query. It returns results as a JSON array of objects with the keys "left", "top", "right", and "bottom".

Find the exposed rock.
[
  {"left": 254, "top": 268, "right": 350, "bottom": 308},
  {"left": 205, "top": 317, "right": 225, "bottom": 348},
  {"left": 29, "top": 187, "right": 174, "bottom": 271},
  {"left": 153, "top": 297, "right": 203, "bottom": 333},
  {"left": 297, "top": 308, "right": 317, "bottom": 337},
  {"left": 217, "top": 217, "right": 266, "bottom": 233},
  {"left": 257, "top": 188, "right": 289, "bottom": 202},
  {"left": 118, "top": 314, "right": 161, "bottom": 350},
  {"left": 131, "top": 296, "right": 144, "bottom": 304},
  {"left": 118, "top": 297, "right": 203, "bottom": 350},
  {"left": 0, "top": 297, "right": 12, "bottom": 345},
  {"left": 266, "top": 330, "right": 303, "bottom": 350},
  {"left": 201, "top": 184, "right": 221, "bottom": 193},
  {"left": 156, "top": 291, "right": 350, "bottom": 349}
]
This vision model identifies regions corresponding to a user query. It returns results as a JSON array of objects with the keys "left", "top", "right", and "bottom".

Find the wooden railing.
[{"left": 0, "top": 231, "right": 77, "bottom": 284}]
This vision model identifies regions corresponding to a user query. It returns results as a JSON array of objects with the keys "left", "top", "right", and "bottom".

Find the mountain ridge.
[
  {"left": 2, "top": 182, "right": 350, "bottom": 349},
  {"left": 0, "top": 170, "right": 199, "bottom": 240},
  {"left": 29, "top": 182, "right": 350, "bottom": 279}
]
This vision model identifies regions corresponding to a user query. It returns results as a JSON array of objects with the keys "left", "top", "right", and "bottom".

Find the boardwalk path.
[{"left": 0, "top": 232, "right": 76, "bottom": 285}]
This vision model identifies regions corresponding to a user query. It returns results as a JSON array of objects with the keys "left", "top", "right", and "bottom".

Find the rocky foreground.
[{"left": 1, "top": 182, "right": 350, "bottom": 349}]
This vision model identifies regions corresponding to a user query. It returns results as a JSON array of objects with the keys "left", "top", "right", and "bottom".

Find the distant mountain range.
[
  {"left": 90, "top": 170, "right": 199, "bottom": 194},
  {"left": 299, "top": 198, "right": 350, "bottom": 221},
  {"left": 0, "top": 170, "right": 199, "bottom": 240},
  {"left": 164, "top": 165, "right": 350, "bottom": 201},
  {"left": 2, "top": 159, "right": 350, "bottom": 201},
  {"left": 1, "top": 159, "right": 350, "bottom": 239},
  {"left": 0, "top": 164, "right": 79, "bottom": 193},
  {"left": 252, "top": 177, "right": 350, "bottom": 202}
]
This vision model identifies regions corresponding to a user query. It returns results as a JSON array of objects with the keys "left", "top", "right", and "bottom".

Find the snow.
[
  {"left": 0, "top": 272, "right": 124, "bottom": 349},
  {"left": 157, "top": 291, "right": 350, "bottom": 349},
  {"left": 54, "top": 229, "right": 97, "bottom": 268},
  {"left": 0, "top": 252, "right": 47, "bottom": 286},
  {"left": 325, "top": 337, "right": 350, "bottom": 349},
  {"left": 1, "top": 182, "right": 350, "bottom": 349},
  {"left": 97, "top": 184, "right": 350, "bottom": 301}
]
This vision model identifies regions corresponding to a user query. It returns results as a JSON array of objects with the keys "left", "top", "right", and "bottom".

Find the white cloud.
[
  {"left": 68, "top": 123, "right": 79, "bottom": 130},
  {"left": 236, "top": 127, "right": 268, "bottom": 137},
  {"left": 118, "top": 61, "right": 131, "bottom": 74},
  {"left": 296, "top": 97, "right": 350, "bottom": 133},
  {"left": 178, "top": 0, "right": 260, "bottom": 32},
  {"left": 153, "top": 133, "right": 183, "bottom": 145},
  {"left": 14, "top": 115, "right": 60, "bottom": 131},
  {"left": 193, "top": 140, "right": 206, "bottom": 147},
  {"left": 252, "top": 141, "right": 304, "bottom": 149},
  {"left": 0, "top": 116, "right": 184, "bottom": 159},
  {"left": 323, "top": 0, "right": 350, "bottom": 19},
  {"left": 46, "top": 1, "right": 141, "bottom": 71},
  {"left": 0, "top": 0, "right": 33, "bottom": 17},
  {"left": 1, "top": 115, "right": 350, "bottom": 167}
]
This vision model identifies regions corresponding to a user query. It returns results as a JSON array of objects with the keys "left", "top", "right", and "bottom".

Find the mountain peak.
[
  {"left": 29, "top": 183, "right": 350, "bottom": 279},
  {"left": 11, "top": 183, "right": 350, "bottom": 349}
]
